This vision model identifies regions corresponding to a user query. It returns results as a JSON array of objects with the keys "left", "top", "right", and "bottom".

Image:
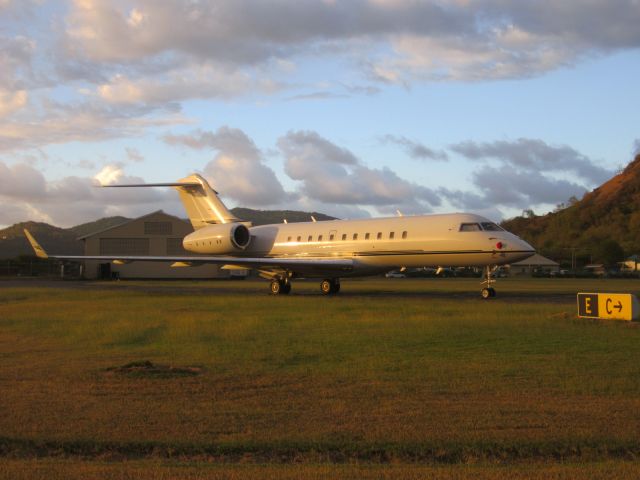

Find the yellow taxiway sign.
[{"left": 577, "top": 293, "right": 640, "bottom": 321}]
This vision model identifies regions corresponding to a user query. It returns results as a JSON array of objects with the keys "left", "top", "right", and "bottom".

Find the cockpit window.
[
  {"left": 459, "top": 223, "right": 481, "bottom": 232},
  {"left": 480, "top": 222, "right": 504, "bottom": 231}
]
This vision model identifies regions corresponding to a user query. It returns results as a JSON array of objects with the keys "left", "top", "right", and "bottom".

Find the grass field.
[{"left": 2, "top": 277, "right": 640, "bottom": 478}]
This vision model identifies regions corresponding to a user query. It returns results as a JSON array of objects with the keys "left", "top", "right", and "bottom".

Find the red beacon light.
[{"left": 495, "top": 241, "right": 504, "bottom": 250}]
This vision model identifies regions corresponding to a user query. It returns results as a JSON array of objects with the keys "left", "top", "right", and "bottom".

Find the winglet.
[{"left": 23, "top": 229, "right": 49, "bottom": 259}]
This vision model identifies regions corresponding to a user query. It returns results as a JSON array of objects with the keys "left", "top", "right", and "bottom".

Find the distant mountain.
[
  {"left": 70, "top": 216, "right": 130, "bottom": 238},
  {"left": 0, "top": 221, "right": 83, "bottom": 259},
  {"left": 502, "top": 154, "right": 640, "bottom": 265},
  {"left": 0, "top": 208, "right": 337, "bottom": 259}
]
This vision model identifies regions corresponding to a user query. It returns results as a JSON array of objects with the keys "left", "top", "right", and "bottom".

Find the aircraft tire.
[
  {"left": 481, "top": 287, "right": 492, "bottom": 300},
  {"left": 281, "top": 282, "right": 291, "bottom": 294},
  {"left": 320, "top": 279, "right": 333, "bottom": 295},
  {"left": 270, "top": 279, "right": 282, "bottom": 295}
]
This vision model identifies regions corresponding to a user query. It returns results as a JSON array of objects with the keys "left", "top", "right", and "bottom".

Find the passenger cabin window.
[
  {"left": 377, "top": 232, "right": 382, "bottom": 240},
  {"left": 353, "top": 233, "right": 358, "bottom": 241},
  {"left": 318, "top": 235, "right": 323, "bottom": 241},
  {"left": 365, "top": 233, "right": 370, "bottom": 240},
  {"left": 480, "top": 222, "right": 503, "bottom": 231},
  {"left": 329, "top": 233, "right": 335, "bottom": 241},
  {"left": 287, "top": 236, "right": 292, "bottom": 242},
  {"left": 341, "top": 234, "right": 347, "bottom": 241},
  {"left": 459, "top": 223, "right": 481, "bottom": 232},
  {"left": 308, "top": 235, "right": 313, "bottom": 242},
  {"left": 402, "top": 231, "right": 407, "bottom": 239},
  {"left": 297, "top": 236, "right": 301, "bottom": 242},
  {"left": 389, "top": 232, "right": 395, "bottom": 239}
]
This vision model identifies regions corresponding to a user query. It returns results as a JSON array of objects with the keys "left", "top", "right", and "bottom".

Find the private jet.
[{"left": 24, "top": 174, "right": 535, "bottom": 298}]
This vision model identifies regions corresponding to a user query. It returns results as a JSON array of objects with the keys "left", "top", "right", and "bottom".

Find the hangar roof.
[
  {"left": 510, "top": 253, "right": 559, "bottom": 267},
  {"left": 76, "top": 210, "right": 188, "bottom": 240}
]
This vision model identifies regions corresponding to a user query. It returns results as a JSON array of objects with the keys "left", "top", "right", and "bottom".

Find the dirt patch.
[{"left": 105, "top": 360, "right": 204, "bottom": 379}]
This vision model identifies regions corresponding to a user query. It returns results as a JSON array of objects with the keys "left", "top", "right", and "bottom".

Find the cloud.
[
  {"left": 278, "top": 130, "right": 440, "bottom": 213},
  {"left": 381, "top": 134, "right": 448, "bottom": 161},
  {"left": 440, "top": 137, "right": 615, "bottom": 215},
  {"left": 96, "top": 67, "right": 280, "bottom": 105},
  {"left": 0, "top": 160, "right": 182, "bottom": 227},
  {"left": 163, "top": 127, "right": 288, "bottom": 206},
  {"left": 164, "top": 127, "right": 443, "bottom": 214},
  {"left": 59, "top": 0, "right": 640, "bottom": 95},
  {"left": 0, "top": 88, "right": 27, "bottom": 118},
  {"left": 0, "top": 99, "right": 188, "bottom": 152},
  {"left": 0, "top": 0, "right": 638, "bottom": 160},
  {"left": 125, "top": 147, "right": 143, "bottom": 162},
  {"left": 450, "top": 138, "right": 612, "bottom": 184},
  {"left": 0, "top": 35, "right": 35, "bottom": 90},
  {"left": 94, "top": 163, "right": 124, "bottom": 185},
  {"left": 471, "top": 166, "right": 588, "bottom": 208}
]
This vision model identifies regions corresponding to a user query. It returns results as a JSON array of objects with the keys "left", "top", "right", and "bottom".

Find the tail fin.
[
  {"left": 24, "top": 229, "right": 49, "bottom": 259},
  {"left": 102, "top": 173, "right": 239, "bottom": 229},
  {"left": 173, "top": 174, "right": 239, "bottom": 228}
]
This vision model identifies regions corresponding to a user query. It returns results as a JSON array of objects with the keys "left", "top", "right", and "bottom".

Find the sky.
[{"left": 1, "top": 0, "right": 639, "bottom": 228}]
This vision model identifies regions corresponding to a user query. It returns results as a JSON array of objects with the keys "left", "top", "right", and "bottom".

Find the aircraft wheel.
[
  {"left": 481, "top": 287, "right": 493, "bottom": 300},
  {"left": 320, "top": 279, "right": 340, "bottom": 295},
  {"left": 270, "top": 279, "right": 282, "bottom": 295},
  {"left": 320, "top": 279, "right": 335, "bottom": 295},
  {"left": 271, "top": 279, "right": 291, "bottom": 295},
  {"left": 489, "top": 287, "right": 496, "bottom": 297}
]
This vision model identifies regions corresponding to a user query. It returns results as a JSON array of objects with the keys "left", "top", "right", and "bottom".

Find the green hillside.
[{"left": 502, "top": 154, "right": 640, "bottom": 266}]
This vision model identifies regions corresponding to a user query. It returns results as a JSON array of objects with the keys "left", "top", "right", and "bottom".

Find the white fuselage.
[{"left": 183, "top": 213, "right": 535, "bottom": 278}]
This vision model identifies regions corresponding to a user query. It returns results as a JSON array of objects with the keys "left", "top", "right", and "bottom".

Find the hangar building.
[
  {"left": 79, "top": 211, "right": 234, "bottom": 279},
  {"left": 507, "top": 253, "right": 559, "bottom": 276}
]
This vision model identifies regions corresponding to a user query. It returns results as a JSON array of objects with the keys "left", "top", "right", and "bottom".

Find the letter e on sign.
[{"left": 577, "top": 293, "right": 599, "bottom": 318}]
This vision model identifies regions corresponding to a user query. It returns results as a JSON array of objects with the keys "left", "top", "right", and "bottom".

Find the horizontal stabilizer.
[
  {"left": 101, "top": 182, "right": 202, "bottom": 188},
  {"left": 100, "top": 174, "right": 237, "bottom": 227}
]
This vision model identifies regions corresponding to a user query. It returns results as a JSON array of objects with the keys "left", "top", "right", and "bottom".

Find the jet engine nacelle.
[{"left": 183, "top": 223, "right": 251, "bottom": 254}]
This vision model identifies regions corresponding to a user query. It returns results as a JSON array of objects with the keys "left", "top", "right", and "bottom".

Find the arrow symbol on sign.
[{"left": 615, "top": 301, "right": 623, "bottom": 312}]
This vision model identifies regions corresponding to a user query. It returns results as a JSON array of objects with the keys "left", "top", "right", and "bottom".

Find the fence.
[{"left": 0, "top": 258, "right": 82, "bottom": 278}]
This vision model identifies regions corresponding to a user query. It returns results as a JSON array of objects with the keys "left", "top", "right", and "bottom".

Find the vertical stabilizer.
[{"left": 175, "top": 174, "right": 239, "bottom": 228}]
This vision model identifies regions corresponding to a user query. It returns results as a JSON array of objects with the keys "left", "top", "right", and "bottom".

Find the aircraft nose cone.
[{"left": 514, "top": 237, "right": 535, "bottom": 260}]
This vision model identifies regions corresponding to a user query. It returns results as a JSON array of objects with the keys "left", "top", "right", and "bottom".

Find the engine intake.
[{"left": 183, "top": 223, "right": 251, "bottom": 254}]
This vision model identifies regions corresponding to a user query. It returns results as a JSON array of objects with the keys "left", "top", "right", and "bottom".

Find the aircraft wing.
[{"left": 23, "top": 229, "right": 354, "bottom": 272}]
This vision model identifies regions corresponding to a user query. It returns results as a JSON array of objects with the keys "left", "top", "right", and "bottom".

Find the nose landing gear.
[{"left": 481, "top": 265, "right": 497, "bottom": 299}]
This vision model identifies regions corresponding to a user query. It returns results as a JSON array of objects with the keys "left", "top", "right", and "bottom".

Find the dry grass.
[
  {"left": 2, "top": 459, "right": 640, "bottom": 480},
  {"left": 2, "top": 278, "right": 640, "bottom": 476}
]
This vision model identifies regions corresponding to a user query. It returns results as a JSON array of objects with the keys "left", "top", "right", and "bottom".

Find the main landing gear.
[
  {"left": 269, "top": 277, "right": 341, "bottom": 295},
  {"left": 270, "top": 278, "right": 291, "bottom": 295},
  {"left": 320, "top": 278, "right": 340, "bottom": 295},
  {"left": 481, "top": 265, "right": 497, "bottom": 299}
]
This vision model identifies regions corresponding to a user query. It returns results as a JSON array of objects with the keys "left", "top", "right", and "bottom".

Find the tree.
[{"left": 592, "top": 239, "right": 625, "bottom": 266}]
